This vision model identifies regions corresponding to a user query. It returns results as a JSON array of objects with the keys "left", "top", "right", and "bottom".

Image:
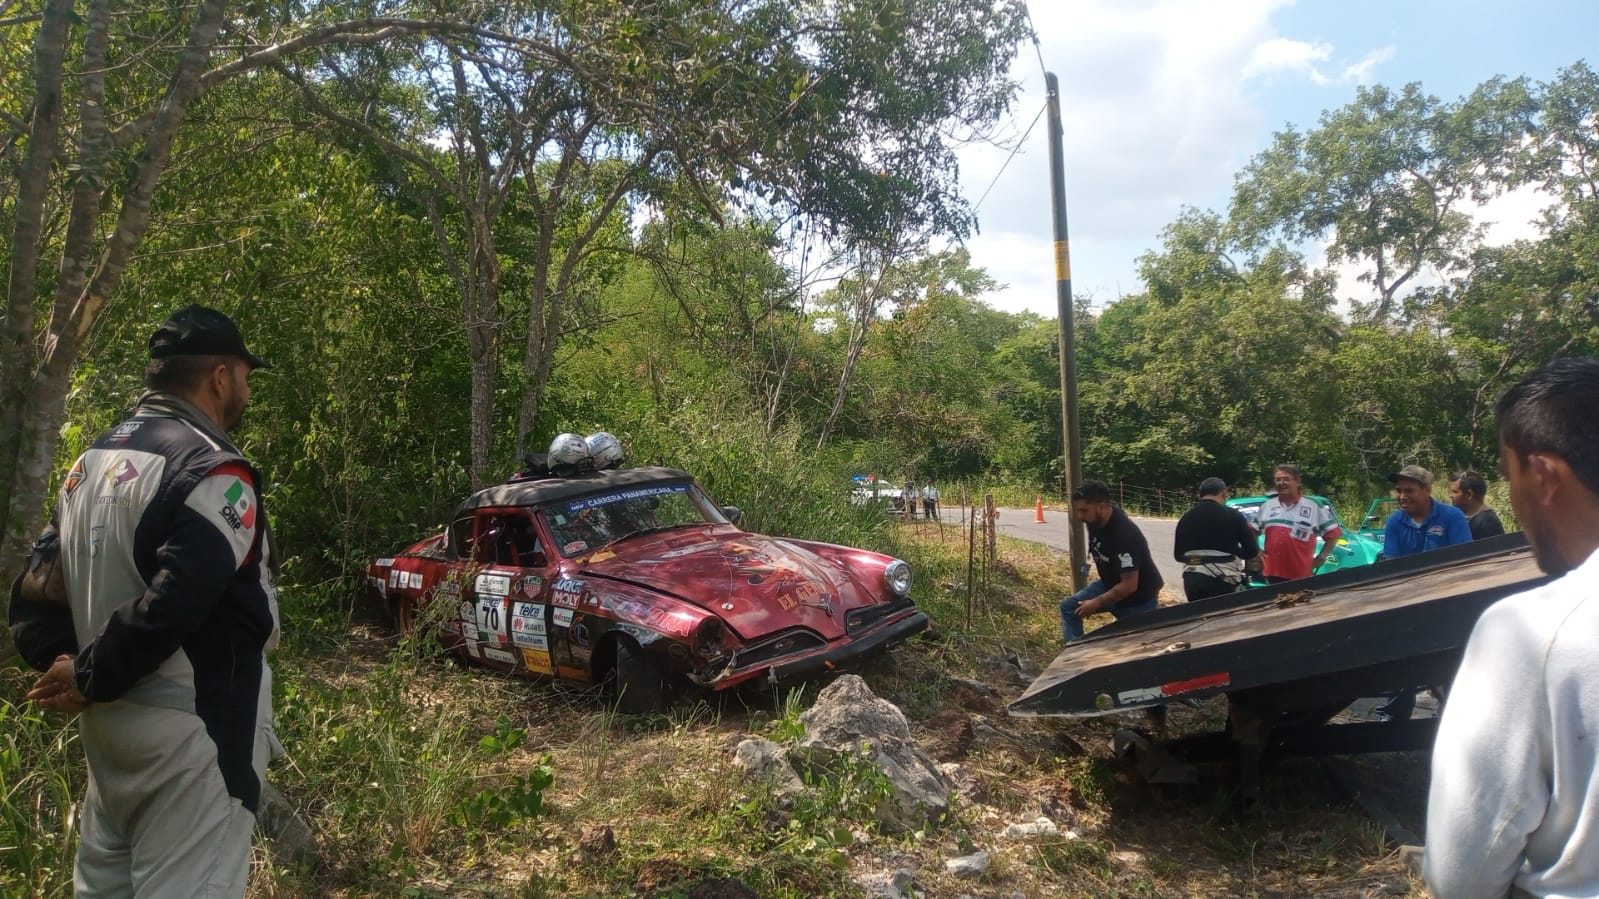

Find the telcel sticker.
[{"left": 512, "top": 603, "right": 547, "bottom": 636}]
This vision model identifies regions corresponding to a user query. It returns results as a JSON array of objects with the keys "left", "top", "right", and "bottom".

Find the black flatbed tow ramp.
[{"left": 1010, "top": 533, "right": 1548, "bottom": 790}]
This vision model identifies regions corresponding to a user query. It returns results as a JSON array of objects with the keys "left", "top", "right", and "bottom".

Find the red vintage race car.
[{"left": 366, "top": 466, "right": 928, "bottom": 711}]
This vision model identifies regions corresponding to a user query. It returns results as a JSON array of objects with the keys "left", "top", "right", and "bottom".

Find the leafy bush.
[{"left": 0, "top": 681, "right": 82, "bottom": 899}]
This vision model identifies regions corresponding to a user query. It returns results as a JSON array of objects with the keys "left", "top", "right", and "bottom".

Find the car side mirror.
[
  {"left": 1363, "top": 516, "right": 1377, "bottom": 527},
  {"left": 721, "top": 505, "right": 743, "bottom": 525}
]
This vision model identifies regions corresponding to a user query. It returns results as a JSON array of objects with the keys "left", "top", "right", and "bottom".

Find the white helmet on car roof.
[
  {"left": 548, "top": 432, "right": 593, "bottom": 473},
  {"left": 586, "top": 431, "right": 624, "bottom": 470}
]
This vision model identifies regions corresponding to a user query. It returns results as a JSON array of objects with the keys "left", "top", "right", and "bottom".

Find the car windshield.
[{"left": 542, "top": 482, "right": 724, "bottom": 557}]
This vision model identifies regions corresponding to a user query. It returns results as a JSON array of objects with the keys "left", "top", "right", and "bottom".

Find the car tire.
[
  {"left": 389, "top": 596, "right": 416, "bottom": 633},
  {"left": 612, "top": 638, "right": 666, "bottom": 714}
]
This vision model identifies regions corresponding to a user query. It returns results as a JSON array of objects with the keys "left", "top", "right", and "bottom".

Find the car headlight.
[{"left": 884, "top": 560, "right": 911, "bottom": 596}]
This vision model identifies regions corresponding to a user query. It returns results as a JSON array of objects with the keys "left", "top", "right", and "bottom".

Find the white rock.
[
  {"left": 945, "top": 850, "right": 991, "bottom": 878},
  {"left": 1002, "top": 816, "right": 1059, "bottom": 839},
  {"left": 733, "top": 737, "right": 804, "bottom": 798}
]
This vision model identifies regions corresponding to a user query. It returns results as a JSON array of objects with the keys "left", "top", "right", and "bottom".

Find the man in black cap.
[
  {"left": 1173, "top": 477, "right": 1261, "bottom": 601},
  {"left": 9, "top": 304, "right": 279, "bottom": 897}
]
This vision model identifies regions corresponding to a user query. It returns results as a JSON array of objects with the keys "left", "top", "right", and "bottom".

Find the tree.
[
  {"left": 0, "top": 0, "right": 532, "bottom": 579},
  {"left": 1230, "top": 78, "right": 1537, "bottom": 319}
]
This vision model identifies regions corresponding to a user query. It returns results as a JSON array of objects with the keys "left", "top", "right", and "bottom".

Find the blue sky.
[{"left": 957, "top": 0, "right": 1599, "bottom": 316}]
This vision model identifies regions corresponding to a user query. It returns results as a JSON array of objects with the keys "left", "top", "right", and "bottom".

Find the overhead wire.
[
  {"left": 972, "top": 100, "right": 1047, "bottom": 215},
  {"left": 970, "top": 0, "right": 1052, "bottom": 217}
]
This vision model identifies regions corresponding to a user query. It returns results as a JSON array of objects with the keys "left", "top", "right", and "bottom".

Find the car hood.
[{"left": 573, "top": 527, "right": 878, "bottom": 640}]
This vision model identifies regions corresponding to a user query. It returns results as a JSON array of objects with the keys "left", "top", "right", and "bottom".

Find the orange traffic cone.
[{"left": 1034, "top": 495, "right": 1046, "bottom": 523}]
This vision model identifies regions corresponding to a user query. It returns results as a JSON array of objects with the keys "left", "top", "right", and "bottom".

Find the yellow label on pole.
[{"left": 1054, "top": 240, "right": 1071, "bottom": 281}]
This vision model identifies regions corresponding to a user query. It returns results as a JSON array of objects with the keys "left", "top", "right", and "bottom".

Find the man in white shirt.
[{"left": 1425, "top": 357, "right": 1599, "bottom": 899}]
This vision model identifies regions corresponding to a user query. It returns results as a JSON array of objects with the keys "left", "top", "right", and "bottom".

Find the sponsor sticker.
[
  {"left": 512, "top": 604, "right": 546, "bottom": 636},
  {"left": 513, "top": 632, "right": 549, "bottom": 651},
  {"left": 106, "top": 458, "right": 140, "bottom": 486},
  {"left": 475, "top": 573, "right": 511, "bottom": 597},
  {"left": 482, "top": 647, "right": 516, "bottom": 665},
  {"left": 521, "top": 649, "right": 553, "bottom": 673},
  {"left": 552, "top": 577, "right": 584, "bottom": 609},
  {"left": 564, "top": 483, "right": 689, "bottom": 513},
  {"left": 552, "top": 608, "right": 574, "bottom": 628},
  {"left": 220, "top": 478, "right": 256, "bottom": 531},
  {"left": 616, "top": 623, "right": 662, "bottom": 645},
  {"left": 458, "top": 601, "right": 477, "bottom": 638},
  {"left": 63, "top": 459, "right": 86, "bottom": 495},
  {"left": 476, "top": 597, "right": 509, "bottom": 640},
  {"left": 376, "top": 557, "right": 395, "bottom": 567},
  {"left": 408, "top": 571, "right": 422, "bottom": 590}
]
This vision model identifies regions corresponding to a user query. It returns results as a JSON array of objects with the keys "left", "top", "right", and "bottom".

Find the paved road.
[{"left": 939, "top": 504, "right": 1184, "bottom": 593}]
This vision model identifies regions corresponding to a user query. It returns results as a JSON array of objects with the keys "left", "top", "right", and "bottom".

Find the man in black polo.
[
  {"left": 1059, "top": 479, "right": 1164, "bottom": 642},
  {"left": 1173, "top": 477, "right": 1260, "bottom": 601},
  {"left": 1449, "top": 469, "right": 1506, "bottom": 540}
]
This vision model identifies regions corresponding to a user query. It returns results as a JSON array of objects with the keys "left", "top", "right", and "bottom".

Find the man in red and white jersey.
[{"left": 1256, "top": 463, "right": 1341, "bottom": 582}]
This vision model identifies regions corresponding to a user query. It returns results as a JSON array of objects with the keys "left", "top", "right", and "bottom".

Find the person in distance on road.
[
  {"left": 1449, "top": 469, "right": 1506, "bottom": 540},
  {"left": 1059, "top": 479, "right": 1164, "bottom": 642},
  {"left": 1173, "top": 477, "right": 1260, "bottom": 601},
  {"left": 1256, "top": 463, "right": 1341, "bottom": 582},
  {"left": 1425, "top": 357, "right": 1599, "bottom": 899}
]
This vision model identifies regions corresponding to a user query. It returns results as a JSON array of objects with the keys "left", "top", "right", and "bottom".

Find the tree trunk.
[
  {"left": 515, "top": 211, "right": 558, "bottom": 459},
  {"left": 0, "top": 0, "right": 71, "bottom": 561},
  {"left": 817, "top": 247, "right": 899, "bottom": 449}
]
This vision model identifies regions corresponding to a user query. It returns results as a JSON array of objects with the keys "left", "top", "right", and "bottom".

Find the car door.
[{"left": 459, "top": 509, "right": 551, "bottom": 671}]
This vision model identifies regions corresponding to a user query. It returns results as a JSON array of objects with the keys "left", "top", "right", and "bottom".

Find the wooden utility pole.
[{"left": 1046, "top": 71, "right": 1087, "bottom": 590}]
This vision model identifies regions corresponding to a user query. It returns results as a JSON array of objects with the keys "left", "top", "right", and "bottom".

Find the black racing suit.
[{"left": 8, "top": 391, "right": 279, "bottom": 897}]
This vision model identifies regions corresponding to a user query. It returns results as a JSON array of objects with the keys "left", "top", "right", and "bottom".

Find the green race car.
[
  {"left": 1357, "top": 497, "right": 1399, "bottom": 542},
  {"left": 1226, "top": 494, "right": 1384, "bottom": 576}
]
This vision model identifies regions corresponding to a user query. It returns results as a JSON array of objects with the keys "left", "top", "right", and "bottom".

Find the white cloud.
[
  {"left": 958, "top": 0, "right": 1397, "bottom": 316},
  {"left": 1337, "top": 45, "right": 1398, "bottom": 85},
  {"left": 1245, "top": 38, "right": 1333, "bottom": 80}
]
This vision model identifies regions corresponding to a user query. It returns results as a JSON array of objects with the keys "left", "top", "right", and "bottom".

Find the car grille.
[
  {"left": 733, "top": 629, "right": 827, "bottom": 668},
  {"left": 846, "top": 597, "right": 915, "bottom": 635}
]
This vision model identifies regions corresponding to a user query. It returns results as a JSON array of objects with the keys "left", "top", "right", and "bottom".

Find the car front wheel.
[{"left": 612, "top": 638, "right": 666, "bottom": 714}]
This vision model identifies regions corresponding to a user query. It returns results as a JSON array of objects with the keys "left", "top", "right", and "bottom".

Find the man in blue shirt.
[
  {"left": 1376, "top": 464, "right": 1473, "bottom": 721},
  {"left": 1383, "top": 464, "right": 1473, "bottom": 559}
]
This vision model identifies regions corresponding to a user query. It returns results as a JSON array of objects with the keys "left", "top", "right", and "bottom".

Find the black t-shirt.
[
  {"left": 1173, "top": 500, "right": 1260, "bottom": 563},
  {"left": 1468, "top": 507, "right": 1505, "bottom": 540},
  {"left": 1087, "top": 505, "right": 1164, "bottom": 604}
]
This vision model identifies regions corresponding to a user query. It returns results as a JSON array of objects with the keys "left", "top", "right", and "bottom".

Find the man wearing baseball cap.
[
  {"left": 1374, "top": 463, "right": 1472, "bottom": 722},
  {"left": 1382, "top": 464, "right": 1472, "bottom": 560},
  {"left": 9, "top": 304, "right": 279, "bottom": 897}
]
